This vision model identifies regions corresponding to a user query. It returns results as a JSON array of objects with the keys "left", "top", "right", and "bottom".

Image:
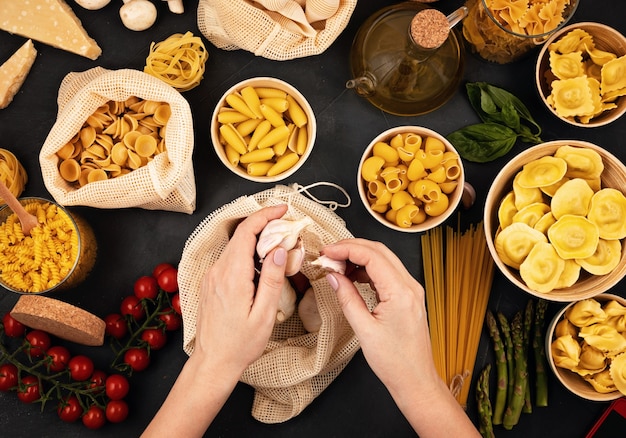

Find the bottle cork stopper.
[{"left": 411, "top": 9, "right": 450, "bottom": 50}]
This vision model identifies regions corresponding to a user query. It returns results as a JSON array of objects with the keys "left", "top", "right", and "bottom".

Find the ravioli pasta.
[{"left": 0, "top": 148, "right": 28, "bottom": 202}]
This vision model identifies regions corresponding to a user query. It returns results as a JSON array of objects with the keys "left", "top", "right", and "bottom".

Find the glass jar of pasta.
[
  {"left": 462, "top": 0, "right": 579, "bottom": 64},
  {"left": 0, "top": 198, "right": 97, "bottom": 294}
]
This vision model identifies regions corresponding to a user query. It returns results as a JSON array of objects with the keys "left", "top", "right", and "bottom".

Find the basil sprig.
[{"left": 447, "top": 82, "right": 543, "bottom": 163}]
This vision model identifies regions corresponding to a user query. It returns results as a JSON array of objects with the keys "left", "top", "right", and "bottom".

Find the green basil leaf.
[
  {"left": 446, "top": 123, "right": 518, "bottom": 163},
  {"left": 501, "top": 100, "right": 521, "bottom": 132}
]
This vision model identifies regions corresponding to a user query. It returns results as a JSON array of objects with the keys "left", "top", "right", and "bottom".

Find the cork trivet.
[{"left": 11, "top": 295, "right": 105, "bottom": 346}]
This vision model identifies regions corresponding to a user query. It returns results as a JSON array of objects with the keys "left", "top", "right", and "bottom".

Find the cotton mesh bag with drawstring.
[
  {"left": 39, "top": 67, "right": 196, "bottom": 214},
  {"left": 197, "top": 0, "right": 358, "bottom": 61},
  {"left": 177, "top": 184, "right": 378, "bottom": 423}
]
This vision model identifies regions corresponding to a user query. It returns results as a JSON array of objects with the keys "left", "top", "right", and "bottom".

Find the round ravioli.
[
  {"left": 520, "top": 241, "right": 565, "bottom": 293},
  {"left": 517, "top": 156, "right": 568, "bottom": 188},
  {"left": 554, "top": 145, "right": 604, "bottom": 180},
  {"left": 554, "top": 258, "right": 581, "bottom": 289},
  {"left": 576, "top": 238, "right": 622, "bottom": 275},
  {"left": 495, "top": 222, "right": 548, "bottom": 269},
  {"left": 498, "top": 191, "right": 517, "bottom": 229},
  {"left": 550, "top": 178, "right": 594, "bottom": 219},
  {"left": 512, "top": 202, "right": 551, "bottom": 228},
  {"left": 549, "top": 214, "right": 600, "bottom": 259},
  {"left": 513, "top": 173, "right": 544, "bottom": 210},
  {"left": 587, "top": 188, "right": 626, "bottom": 240},
  {"left": 540, "top": 176, "right": 570, "bottom": 197}
]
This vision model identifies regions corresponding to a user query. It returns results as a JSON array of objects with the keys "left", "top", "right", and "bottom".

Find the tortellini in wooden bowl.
[
  {"left": 546, "top": 294, "right": 626, "bottom": 401},
  {"left": 484, "top": 140, "right": 626, "bottom": 301},
  {"left": 536, "top": 22, "right": 626, "bottom": 128},
  {"left": 357, "top": 126, "right": 464, "bottom": 233}
]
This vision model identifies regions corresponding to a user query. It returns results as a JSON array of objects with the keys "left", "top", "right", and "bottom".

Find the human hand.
[{"left": 193, "top": 204, "right": 289, "bottom": 376}]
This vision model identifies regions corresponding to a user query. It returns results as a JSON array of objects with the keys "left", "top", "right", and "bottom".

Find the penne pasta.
[{"left": 286, "top": 95, "right": 308, "bottom": 128}]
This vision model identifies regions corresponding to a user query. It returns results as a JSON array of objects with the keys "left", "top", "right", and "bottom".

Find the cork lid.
[{"left": 410, "top": 9, "right": 450, "bottom": 50}]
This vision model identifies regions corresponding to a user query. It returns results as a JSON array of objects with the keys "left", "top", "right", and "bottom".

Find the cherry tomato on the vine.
[
  {"left": 157, "top": 267, "right": 178, "bottom": 293},
  {"left": 105, "top": 399, "right": 129, "bottom": 423},
  {"left": 171, "top": 293, "right": 181, "bottom": 315},
  {"left": 134, "top": 275, "right": 159, "bottom": 300},
  {"left": 89, "top": 370, "right": 108, "bottom": 393},
  {"left": 152, "top": 262, "right": 175, "bottom": 279},
  {"left": 141, "top": 328, "right": 167, "bottom": 350},
  {"left": 68, "top": 355, "right": 94, "bottom": 381},
  {"left": 25, "top": 330, "right": 52, "bottom": 358},
  {"left": 82, "top": 405, "right": 106, "bottom": 430},
  {"left": 105, "top": 374, "right": 129, "bottom": 400},
  {"left": 158, "top": 308, "right": 182, "bottom": 331},
  {"left": 120, "top": 295, "right": 145, "bottom": 320},
  {"left": 0, "top": 363, "right": 18, "bottom": 392},
  {"left": 2, "top": 312, "right": 26, "bottom": 338},
  {"left": 46, "top": 345, "right": 71, "bottom": 372},
  {"left": 17, "top": 375, "right": 41, "bottom": 403},
  {"left": 57, "top": 395, "right": 83, "bottom": 423},
  {"left": 124, "top": 347, "right": 150, "bottom": 372},
  {"left": 104, "top": 313, "right": 128, "bottom": 339}
]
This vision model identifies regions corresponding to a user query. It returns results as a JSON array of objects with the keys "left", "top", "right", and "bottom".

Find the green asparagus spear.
[
  {"left": 533, "top": 299, "right": 549, "bottom": 407},
  {"left": 485, "top": 311, "right": 507, "bottom": 425},
  {"left": 477, "top": 364, "right": 495, "bottom": 438},
  {"left": 497, "top": 312, "right": 514, "bottom": 405},
  {"left": 522, "top": 300, "right": 534, "bottom": 414},
  {"left": 503, "top": 311, "right": 528, "bottom": 430}
]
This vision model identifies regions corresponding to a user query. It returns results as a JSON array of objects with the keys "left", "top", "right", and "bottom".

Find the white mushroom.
[
  {"left": 74, "top": 0, "right": 111, "bottom": 9},
  {"left": 120, "top": 0, "right": 158, "bottom": 31},
  {"left": 164, "top": 0, "right": 184, "bottom": 14}
]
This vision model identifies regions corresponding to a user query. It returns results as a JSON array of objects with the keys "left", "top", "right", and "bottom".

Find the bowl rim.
[
  {"left": 484, "top": 140, "right": 626, "bottom": 301},
  {"left": 535, "top": 21, "right": 626, "bottom": 128},
  {"left": 545, "top": 292, "right": 626, "bottom": 401},
  {"left": 211, "top": 76, "right": 317, "bottom": 183},
  {"left": 357, "top": 125, "right": 465, "bottom": 233}
]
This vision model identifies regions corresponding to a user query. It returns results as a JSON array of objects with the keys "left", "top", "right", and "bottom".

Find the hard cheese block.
[
  {"left": 0, "top": 39, "right": 37, "bottom": 109},
  {"left": 0, "top": 0, "right": 102, "bottom": 60}
]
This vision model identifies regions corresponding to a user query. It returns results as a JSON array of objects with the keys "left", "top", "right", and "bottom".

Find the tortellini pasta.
[
  {"left": 551, "top": 297, "right": 626, "bottom": 396},
  {"left": 544, "top": 28, "right": 625, "bottom": 123},
  {"left": 494, "top": 145, "right": 625, "bottom": 293},
  {"left": 360, "top": 132, "right": 461, "bottom": 229}
]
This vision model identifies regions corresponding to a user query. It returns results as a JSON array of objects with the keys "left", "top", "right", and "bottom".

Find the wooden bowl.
[
  {"left": 211, "top": 77, "right": 316, "bottom": 183},
  {"left": 536, "top": 22, "right": 626, "bottom": 127},
  {"left": 357, "top": 126, "right": 464, "bottom": 233},
  {"left": 546, "top": 293, "right": 626, "bottom": 401},
  {"left": 484, "top": 140, "right": 626, "bottom": 301}
]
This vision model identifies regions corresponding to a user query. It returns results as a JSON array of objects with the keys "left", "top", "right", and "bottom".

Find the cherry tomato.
[
  {"left": 157, "top": 267, "right": 178, "bottom": 293},
  {"left": 105, "top": 374, "right": 129, "bottom": 401},
  {"left": 104, "top": 313, "right": 128, "bottom": 339},
  {"left": 68, "top": 355, "right": 94, "bottom": 382},
  {"left": 171, "top": 293, "right": 181, "bottom": 315},
  {"left": 105, "top": 399, "right": 129, "bottom": 423},
  {"left": 89, "top": 370, "right": 108, "bottom": 393},
  {"left": 82, "top": 405, "right": 106, "bottom": 430},
  {"left": 25, "top": 330, "right": 52, "bottom": 358},
  {"left": 0, "top": 363, "right": 18, "bottom": 392},
  {"left": 120, "top": 295, "right": 145, "bottom": 320},
  {"left": 152, "top": 262, "right": 175, "bottom": 279},
  {"left": 141, "top": 328, "right": 167, "bottom": 350},
  {"left": 57, "top": 395, "right": 83, "bottom": 423},
  {"left": 17, "top": 375, "right": 41, "bottom": 403},
  {"left": 2, "top": 313, "right": 26, "bottom": 338},
  {"left": 134, "top": 275, "right": 159, "bottom": 300},
  {"left": 158, "top": 308, "right": 182, "bottom": 331},
  {"left": 124, "top": 347, "right": 150, "bottom": 372},
  {"left": 46, "top": 345, "right": 71, "bottom": 372}
]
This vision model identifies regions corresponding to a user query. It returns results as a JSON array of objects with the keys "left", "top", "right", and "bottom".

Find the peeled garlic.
[
  {"left": 276, "top": 280, "right": 297, "bottom": 324},
  {"left": 256, "top": 216, "right": 313, "bottom": 259},
  {"left": 310, "top": 254, "right": 346, "bottom": 275},
  {"left": 285, "top": 240, "right": 305, "bottom": 276},
  {"left": 298, "top": 287, "right": 322, "bottom": 332}
]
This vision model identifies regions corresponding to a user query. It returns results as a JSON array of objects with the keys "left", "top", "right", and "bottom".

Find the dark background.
[{"left": 1, "top": 0, "right": 625, "bottom": 436}]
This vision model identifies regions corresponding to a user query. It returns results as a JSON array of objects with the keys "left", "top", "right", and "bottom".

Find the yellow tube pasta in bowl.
[
  {"left": 211, "top": 77, "right": 316, "bottom": 182},
  {"left": 357, "top": 126, "right": 464, "bottom": 233}
]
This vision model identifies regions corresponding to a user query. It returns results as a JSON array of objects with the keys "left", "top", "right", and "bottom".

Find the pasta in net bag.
[
  {"left": 197, "top": 0, "right": 357, "bottom": 61},
  {"left": 177, "top": 184, "right": 377, "bottom": 423},
  {"left": 39, "top": 67, "right": 196, "bottom": 214}
]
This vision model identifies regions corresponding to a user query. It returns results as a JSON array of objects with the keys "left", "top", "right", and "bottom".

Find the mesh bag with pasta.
[
  {"left": 177, "top": 184, "right": 377, "bottom": 423},
  {"left": 197, "top": 0, "right": 357, "bottom": 61},
  {"left": 39, "top": 67, "right": 196, "bottom": 214}
]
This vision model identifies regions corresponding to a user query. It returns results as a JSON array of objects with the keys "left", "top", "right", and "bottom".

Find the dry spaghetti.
[{"left": 421, "top": 221, "right": 495, "bottom": 407}]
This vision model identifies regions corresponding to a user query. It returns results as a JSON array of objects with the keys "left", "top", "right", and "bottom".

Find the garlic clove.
[
  {"left": 310, "top": 254, "right": 346, "bottom": 275},
  {"left": 276, "top": 280, "right": 297, "bottom": 324},
  {"left": 298, "top": 287, "right": 322, "bottom": 332},
  {"left": 285, "top": 240, "right": 305, "bottom": 276},
  {"left": 256, "top": 216, "right": 313, "bottom": 259}
]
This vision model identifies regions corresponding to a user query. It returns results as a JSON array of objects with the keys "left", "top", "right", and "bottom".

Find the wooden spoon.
[{"left": 0, "top": 180, "right": 39, "bottom": 236}]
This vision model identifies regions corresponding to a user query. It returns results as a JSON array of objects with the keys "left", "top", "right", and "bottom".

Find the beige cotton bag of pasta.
[
  {"left": 177, "top": 184, "right": 377, "bottom": 423},
  {"left": 197, "top": 0, "right": 357, "bottom": 60},
  {"left": 39, "top": 67, "right": 196, "bottom": 214}
]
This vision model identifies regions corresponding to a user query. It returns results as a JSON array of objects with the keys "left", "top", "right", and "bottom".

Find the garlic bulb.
[
  {"left": 256, "top": 217, "right": 313, "bottom": 260},
  {"left": 310, "top": 254, "right": 346, "bottom": 275},
  {"left": 298, "top": 287, "right": 322, "bottom": 332},
  {"left": 276, "top": 280, "right": 297, "bottom": 323}
]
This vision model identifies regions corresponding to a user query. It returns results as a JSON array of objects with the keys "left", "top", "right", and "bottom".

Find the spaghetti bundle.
[{"left": 421, "top": 221, "right": 495, "bottom": 407}]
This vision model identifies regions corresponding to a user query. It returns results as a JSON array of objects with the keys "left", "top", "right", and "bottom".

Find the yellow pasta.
[
  {"left": 267, "top": 152, "right": 299, "bottom": 177},
  {"left": 257, "top": 125, "right": 291, "bottom": 149},
  {"left": 240, "top": 86, "right": 263, "bottom": 119},
  {"left": 240, "top": 148, "right": 275, "bottom": 164},
  {"left": 246, "top": 161, "right": 274, "bottom": 176},
  {"left": 259, "top": 104, "right": 286, "bottom": 128},
  {"left": 217, "top": 110, "right": 251, "bottom": 125},
  {"left": 0, "top": 149, "right": 28, "bottom": 202},
  {"left": 219, "top": 124, "right": 248, "bottom": 155}
]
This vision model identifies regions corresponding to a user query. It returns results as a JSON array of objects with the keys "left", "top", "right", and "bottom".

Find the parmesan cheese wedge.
[
  {"left": 0, "top": 39, "right": 37, "bottom": 109},
  {"left": 0, "top": 0, "right": 102, "bottom": 60}
]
